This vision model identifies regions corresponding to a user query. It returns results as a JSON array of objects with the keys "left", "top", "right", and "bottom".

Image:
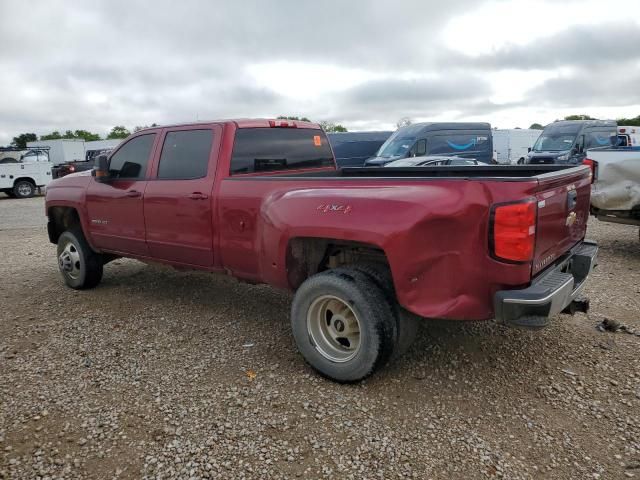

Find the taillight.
[
  {"left": 69, "top": 165, "right": 75, "bottom": 172},
  {"left": 268, "top": 120, "right": 297, "bottom": 128},
  {"left": 583, "top": 158, "right": 597, "bottom": 183},
  {"left": 490, "top": 200, "right": 537, "bottom": 263}
]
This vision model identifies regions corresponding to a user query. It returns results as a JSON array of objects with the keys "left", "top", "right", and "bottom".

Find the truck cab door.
[
  {"left": 143, "top": 126, "right": 220, "bottom": 267},
  {"left": 86, "top": 133, "right": 158, "bottom": 256}
]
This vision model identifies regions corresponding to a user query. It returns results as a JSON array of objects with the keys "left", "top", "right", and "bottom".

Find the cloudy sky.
[{"left": 1, "top": 0, "right": 640, "bottom": 144}]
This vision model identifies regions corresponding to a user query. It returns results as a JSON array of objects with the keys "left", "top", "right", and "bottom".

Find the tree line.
[
  {"left": 9, "top": 117, "right": 347, "bottom": 149},
  {"left": 9, "top": 125, "right": 158, "bottom": 149}
]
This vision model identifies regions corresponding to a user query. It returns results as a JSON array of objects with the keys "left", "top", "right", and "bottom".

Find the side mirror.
[
  {"left": 92, "top": 154, "right": 110, "bottom": 182},
  {"left": 527, "top": 147, "right": 531, "bottom": 153}
]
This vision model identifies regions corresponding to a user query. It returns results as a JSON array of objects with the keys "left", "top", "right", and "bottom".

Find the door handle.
[
  {"left": 188, "top": 192, "right": 208, "bottom": 200},
  {"left": 126, "top": 190, "right": 142, "bottom": 198}
]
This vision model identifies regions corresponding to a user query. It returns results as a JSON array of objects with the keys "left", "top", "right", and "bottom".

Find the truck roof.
[
  {"left": 395, "top": 122, "right": 491, "bottom": 136},
  {"left": 134, "top": 118, "right": 323, "bottom": 133},
  {"left": 545, "top": 120, "right": 617, "bottom": 129}
]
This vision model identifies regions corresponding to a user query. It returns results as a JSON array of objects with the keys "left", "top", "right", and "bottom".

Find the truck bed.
[{"left": 247, "top": 164, "right": 579, "bottom": 180}]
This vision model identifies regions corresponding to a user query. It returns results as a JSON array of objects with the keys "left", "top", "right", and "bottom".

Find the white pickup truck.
[{"left": 585, "top": 146, "right": 640, "bottom": 237}]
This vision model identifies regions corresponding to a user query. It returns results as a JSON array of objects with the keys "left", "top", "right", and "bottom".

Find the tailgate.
[{"left": 532, "top": 166, "right": 591, "bottom": 276}]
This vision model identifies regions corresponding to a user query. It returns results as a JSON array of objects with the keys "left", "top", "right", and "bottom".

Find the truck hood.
[{"left": 529, "top": 150, "right": 569, "bottom": 157}]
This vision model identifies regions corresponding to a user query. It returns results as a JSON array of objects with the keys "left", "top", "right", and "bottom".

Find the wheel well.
[
  {"left": 47, "top": 207, "right": 81, "bottom": 244},
  {"left": 14, "top": 177, "right": 36, "bottom": 187},
  {"left": 285, "top": 237, "right": 389, "bottom": 290}
]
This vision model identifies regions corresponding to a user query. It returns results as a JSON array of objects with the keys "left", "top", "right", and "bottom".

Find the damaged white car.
[{"left": 585, "top": 145, "right": 640, "bottom": 238}]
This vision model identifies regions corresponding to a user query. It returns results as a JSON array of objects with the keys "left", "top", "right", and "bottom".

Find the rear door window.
[
  {"left": 231, "top": 128, "right": 334, "bottom": 174},
  {"left": 109, "top": 134, "right": 156, "bottom": 179},
  {"left": 157, "top": 129, "right": 214, "bottom": 179}
]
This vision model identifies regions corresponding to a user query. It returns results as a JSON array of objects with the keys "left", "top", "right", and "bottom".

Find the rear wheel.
[
  {"left": 57, "top": 228, "right": 103, "bottom": 289},
  {"left": 354, "top": 263, "right": 419, "bottom": 359},
  {"left": 13, "top": 180, "right": 35, "bottom": 198},
  {"left": 291, "top": 268, "right": 397, "bottom": 382}
]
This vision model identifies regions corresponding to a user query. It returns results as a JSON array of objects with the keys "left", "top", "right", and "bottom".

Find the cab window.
[
  {"left": 157, "top": 130, "right": 213, "bottom": 179},
  {"left": 109, "top": 134, "right": 156, "bottom": 179}
]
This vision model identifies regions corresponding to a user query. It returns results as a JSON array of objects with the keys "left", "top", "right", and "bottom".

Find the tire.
[
  {"left": 13, "top": 180, "right": 35, "bottom": 198},
  {"left": 354, "top": 263, "right": 419, "bottom": 359},
  {"left": 56, "top": 227, "right": 103, "bottom": 289},
  {"left": 291, "top": 268, "right": 397, "bottom": 383}
]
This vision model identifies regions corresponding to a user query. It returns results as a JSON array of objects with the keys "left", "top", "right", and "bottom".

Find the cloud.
[
  {"left": 523, "top": 65, "right": 640, "bottom": 108},
  {"left": 337, "top": 76, "right": 497, "bottom": 122},
  {"left": 0, "top": 0, "right": 639, "bottom": 143},
  {"left": 464, "top": 22, "right": 640, "bottom": 70}
]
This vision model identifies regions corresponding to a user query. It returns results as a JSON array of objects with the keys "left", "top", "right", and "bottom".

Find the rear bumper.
[{"left": 494, "top": 240, "right": 598, "bottom": 328}]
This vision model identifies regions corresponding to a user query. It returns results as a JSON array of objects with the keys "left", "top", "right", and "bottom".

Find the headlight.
[{"left": 557, "top": 154, "right": 569, "bottom": 161}]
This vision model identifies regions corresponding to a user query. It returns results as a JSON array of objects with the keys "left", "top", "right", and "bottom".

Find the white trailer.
[
  {"left": 27, "top": 139, "right": 85, "bottom": 165},
  {"left": 84, "top": 139, "right": 122, "bottom": 152},
  {"left": 492, "top": 129, "right": 542, "bottom": 164}
]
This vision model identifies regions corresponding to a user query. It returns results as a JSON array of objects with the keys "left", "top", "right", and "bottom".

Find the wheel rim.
[
  {"left": 307, "top": 295, "right": 361, "bottom": 362},
  {"left": 58, "top": 241, "right": 82, "bottom": 280},
  {"left": 18, "top": 183, "right": 32, "bottom": 196}
]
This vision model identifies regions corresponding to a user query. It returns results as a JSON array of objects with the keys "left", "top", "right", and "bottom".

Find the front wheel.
[
  {"left": 13, "top": 180, "right": 36, "bottom": 198},
  {"left": 291, "top": 268, "right": 397, "bottom": 383},
  {"left": 56, "top": 228, "right": 103, "bottom": 289}
]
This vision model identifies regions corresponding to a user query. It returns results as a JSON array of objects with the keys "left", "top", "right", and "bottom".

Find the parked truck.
[
  {"left": 584, "top": 145, "right": 640, "bottom": 238},
  {"left": 0, "top": 147, "right": 53, "bottom": 198},
  {"left": 51, "top": 139, "right": 122, "bottom": 179},
  {"left": 45, "top": 119, "right": 597, "bottom": 382},
  {"left": 616, "top": 126, "right": 639, "bottom": 147}
]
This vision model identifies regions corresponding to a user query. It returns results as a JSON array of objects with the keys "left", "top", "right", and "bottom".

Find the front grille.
[{"left": 529, "top": 157, "right": 555, "bottom": 164}]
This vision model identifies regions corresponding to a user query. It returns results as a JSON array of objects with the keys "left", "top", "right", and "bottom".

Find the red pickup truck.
[{"left": 45, "top": 119, "right": 598, "bottom": 382}]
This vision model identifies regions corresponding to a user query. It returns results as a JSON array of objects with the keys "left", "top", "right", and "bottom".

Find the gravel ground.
[{"left": 1, "top": 196, "right": 639, "bottom": 479}]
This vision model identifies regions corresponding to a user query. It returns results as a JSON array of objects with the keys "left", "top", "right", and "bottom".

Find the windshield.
[
  {"left": 375, "top": 135, "right": 416, "bottom": 158},
  {"left": 532, "top": 134, "right": 576, "bottom": 152},
  {"left": 532, "top": 124, "right": 581, "bottom": 152}
]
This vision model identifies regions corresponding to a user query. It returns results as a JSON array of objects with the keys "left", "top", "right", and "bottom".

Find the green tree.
[
  {"left": 529, "top": 123, "right": 544, "bottom": 130},
  {"left": 40, "top": 131, "right": 63, "bottom": 140},
  {"left": 616, "top": 115, "right": 640, "bottom": 126},
  {"left": 107, "top": 126, "right": 131, "bottom": 139},
  {"left": 277, "top": 115, "right": 311, "bottom": 122},
  {"left": 318, "top": 121, "right": 348, "bottom": 132},
  {"left": 564, "top": 114, "right": 595, "bottom": 121},
  {"left": 40, "top": 129, "right": 101, "bottom": 141},
  {"left": 71, "top": 129, "right": 101, "bottom": 141},
  {"left": 133, "top": 123, "right": 159, "bottom": 133},
  {"left": 11, "top": 133, "right": 37, "bottom": 149}
]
